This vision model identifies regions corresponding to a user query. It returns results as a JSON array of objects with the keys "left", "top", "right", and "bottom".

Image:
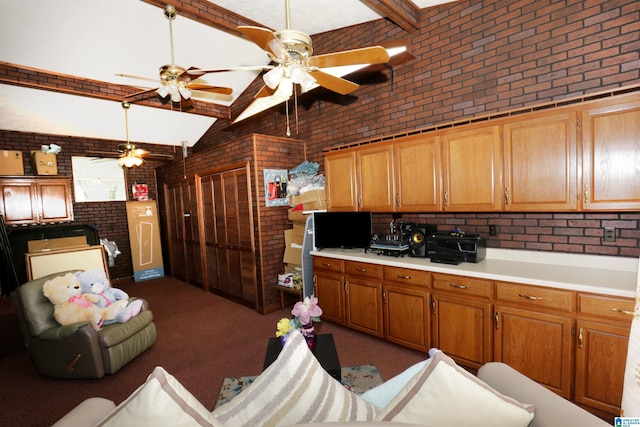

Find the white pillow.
[
  {"left": 376, "top": 351, "right": 535, "bottom": 427},
  {"left": 212, "top": 329, "right": 379, "bottom": 426},
  {"left": 361, "top": 359, "right": 431, "bottom": 408},
  {"left": 98, "top": 366, "right": 222, "bottom": 427}
]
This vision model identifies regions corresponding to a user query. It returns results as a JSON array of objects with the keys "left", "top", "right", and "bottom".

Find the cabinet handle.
[
  {"left": 444, "top": 191, "right": 449, "bottom": 206},
  {"left": 611, "top": 307, "right": 634, "bottom": 315},
  {"left": 450, "top": 283, "right": 468, "bottom": 289},
  {"left": 322, "top": 262, "right": 332, "bottom": 267},
  {"left": 584, "top": 184, "right": 589, "bottom": 204},
  {"left": 578, "top": 327, "right": 583, "bottom": 349},
  {"left": 505, "top": 187, "right": 509, "bottom": 205},
  {"left": 495, "top": 312, "right": 499, "bottom": 329},
  {"left": 355, "top": 267, "right": 368, "bottom": 272},
  {"left": 430, "top": 298, "right": 436, "bottom": 315},
  {"left": 382, "top": 290, "right": 387, "bottom": 303},
  {"left": 395, "top": 193, "right": 400, "bottom": 207},
  {"left": 397, "top": 274, "right": 412, "bottom": 280},
  {"left": 344, "top": 281, "right": 349, "bottom": 294},
  {"left": 518, "top": 293, "right": 543, "bottom": 301}
]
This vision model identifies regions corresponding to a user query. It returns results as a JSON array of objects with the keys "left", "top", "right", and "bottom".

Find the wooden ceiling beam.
[
  {"left": 0, "top": 62, "right": 231, "bottom": 120},
  {"left": 361, "top": 0, "right": 421, "bottom": 32}
]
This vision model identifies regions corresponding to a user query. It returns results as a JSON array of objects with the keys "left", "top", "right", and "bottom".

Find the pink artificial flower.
[{"left": 291, "top": 296, "right": 323, "bottom": 325}]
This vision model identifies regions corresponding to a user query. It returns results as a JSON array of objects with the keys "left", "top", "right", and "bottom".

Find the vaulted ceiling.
[{"left": 0, "top": 0, "right": 456, "bottom": 149}]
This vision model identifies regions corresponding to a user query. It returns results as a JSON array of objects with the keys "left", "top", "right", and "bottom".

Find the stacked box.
[
  {"left": 283, "top": 223, "right": 305, "bottom": 266},
  {"left": 31, "top": 151, "right": 58, "bottom": 175},
  {"left": 290, "top": 188, "right": 327, "bottom": 211},
  {"left": 0, "top": 150, "right": 24, "bottom": 175}
]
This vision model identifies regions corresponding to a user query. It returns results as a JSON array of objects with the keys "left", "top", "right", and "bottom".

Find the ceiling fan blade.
[
  {"left": 187, "top": 65, "right": 274, "bottom": 76},
  {"left": 140, "top": 153, "right": 174, "bottom": 161},
  {"left": 123, "top": 87, "right": 160, "bottom": 99},
  {"left": 86, "top": 151, "right": 119, "bottom": 158},
  {"left": 233, "top": 85, "right": 286, "bottom": 123},
  {"left": 307, "top": 70, "right": 359, "bottom": 95},
  {"left": 238, "top": 26, "right": 290, "bottom": 60},
  {"left": 116, "top": 73, "right": 160, "bottom": 84},
  {"left": 186, "top": 83, "right": 233, "bottom": 95},
  {"left": 308, "top": 46, "right": 390, "bottom": 69}
]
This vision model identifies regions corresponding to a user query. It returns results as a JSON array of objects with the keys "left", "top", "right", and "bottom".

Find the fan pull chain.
[
  {"left": 294, "top": 85, "right": 299, "bottom": 135},
  {"left": 285, "top": 98, "right": 291, "bottom": 137}
]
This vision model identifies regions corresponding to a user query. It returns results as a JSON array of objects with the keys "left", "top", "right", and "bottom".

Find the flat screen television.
[{"left": 313, "top": 211, "right": 372, "bottom": 249}]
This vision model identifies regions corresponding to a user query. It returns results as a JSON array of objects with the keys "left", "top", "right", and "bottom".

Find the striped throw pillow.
[{"left": 212, "top": 330, "right": 379, "bottom": 426}]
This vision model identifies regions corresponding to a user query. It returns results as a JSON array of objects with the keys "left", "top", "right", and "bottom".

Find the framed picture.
[{"left": 71, "top": 156, "right": 127, "bottom": 202}]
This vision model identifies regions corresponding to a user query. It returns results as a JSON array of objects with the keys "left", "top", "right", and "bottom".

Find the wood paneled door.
[{"left": 197, "top": 164, "right": 257, "bottom": 308}]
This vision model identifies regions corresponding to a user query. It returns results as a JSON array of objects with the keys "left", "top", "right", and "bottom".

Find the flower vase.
[{"left": 300, "top": 323, "right": 317, "bottom": 350}]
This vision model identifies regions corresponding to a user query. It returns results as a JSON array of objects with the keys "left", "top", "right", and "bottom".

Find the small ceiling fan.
[
  {"left": 191, "top": 0, "right": 390, "bottom": 124},
  {"left": 117, "top": 4, "right": 233, "bottom": 104},
  {"left": 87, "top": 102, "right": 174, "bottom": 168}
]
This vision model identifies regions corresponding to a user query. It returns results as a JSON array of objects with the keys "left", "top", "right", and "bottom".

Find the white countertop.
[{"left": 311, "top": 248, "right": 640, "bottom": 298}]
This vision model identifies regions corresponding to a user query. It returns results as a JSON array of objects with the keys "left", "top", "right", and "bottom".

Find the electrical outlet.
[
  {"left": 489, "top": 225, "right": 498, "bottom": 236},
  {"left": 604, "top": 227, "right": 616, "bottom": 242}
]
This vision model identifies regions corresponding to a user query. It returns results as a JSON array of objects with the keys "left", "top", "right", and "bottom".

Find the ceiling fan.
[
  {"left": 87, "top": 102, "right": 174, "bottom": 168},
  {"left": 117, "top": 4, "right": 233, "bottom": 104},
  {"left": 191, "top": 0, "right": 390, "bottom": 125}
]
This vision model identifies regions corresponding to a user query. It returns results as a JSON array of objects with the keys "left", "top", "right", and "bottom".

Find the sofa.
[
  {"left": 12, "top": 270, "right": 157, "bottom": 379},
  {"left": 53, "top": 329, "right": 611, "bottom": 426}
]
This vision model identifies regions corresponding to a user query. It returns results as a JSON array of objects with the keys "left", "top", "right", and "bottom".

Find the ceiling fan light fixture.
[
  {"left": 264, "top": 66, "right": 284, "bottom": 90},
  {"left": 299, "top": 72, "right": 316, "bottom": 93},
  {"left": 275, "top": 77, "right": 293, "bottom": 99},
  {"left": 118, "top": 155, "right": 144, "bottom": 168},
  {"left": 157, "top": 85, "right": 170, "bottom": 98},
  {"left": 178, "top": 85, "right": 191, "bottom": 100}
]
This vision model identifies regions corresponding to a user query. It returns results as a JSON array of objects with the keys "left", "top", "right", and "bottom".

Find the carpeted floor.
[{"left": 215, "top": 364, "right": 382, "bottom": 408}]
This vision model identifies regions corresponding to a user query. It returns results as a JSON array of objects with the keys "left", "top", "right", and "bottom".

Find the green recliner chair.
[{"left": 11, "top": 271, "right": 157, "bottom": 379}]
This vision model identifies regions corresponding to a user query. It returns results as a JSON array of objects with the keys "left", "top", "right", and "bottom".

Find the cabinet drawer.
[
  {"left": 495, "top": 282, "right": 574, "bottom": 312},
  {"left": 313, "top": 257, "right": 344, "bottom": 273},
  {"left": 578, "top": 294, "right": 635, "bottom": 322},
  {"left": 432, "top": 273, "right": 492, "bottom": 299},
  {"left": 383, "top": 266, "right": 429, "bottom": 287},
  {"left": 345, "top": 261, "right": 382, "bottom": 279}
]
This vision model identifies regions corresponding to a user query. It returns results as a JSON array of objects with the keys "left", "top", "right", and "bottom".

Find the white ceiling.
[{"left": 0, "top": 0, "right": 457, "bottom": 149}]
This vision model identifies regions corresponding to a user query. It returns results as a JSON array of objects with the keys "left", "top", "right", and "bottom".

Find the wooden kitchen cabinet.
[
  {"left": 431, "top": 273, "right": 493, "bottom": 368},
  {"left": 574, "top": 293, "right": 634, "bottom": 416},
  {"left": 313, "top": 257, "right": 346, "bottom": 325},
  {"left": 356, "top": 143, "right": 395, "bottom": 212},
  {"left": 502, "top": 111, "right": 578, "bottom": 211},
  {"left": 394, "top": 135, "right": 441, "bottom": 212},
  {"left": 344, "top": 261, "right": 383, "bottom": 337},
  {"left": 325, "top": 151, "right": 358, "bottom": 212},
  {"left": 441, "top": 125, "right": 502, "bottom": 211},
  {"left": 581, "top": 95, "right": 640, "bottom": 210},
  {"left": 383, "top": 266, "right": 430, "bottom": 352},
  {"left": 493, "top": 305, "right": 573, "bottom": 398},
  {"left": 0, "top": 177, "right": 73, "bottom": 225}
]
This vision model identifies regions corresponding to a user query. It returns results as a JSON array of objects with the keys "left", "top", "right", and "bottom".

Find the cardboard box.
[
  {"left": 288, "top": 207, "right": 307, "bottom": 224},
  {"left": 292, "top": 223, "right": 305, "bottom": 245},
  {"left": 283, "top": 229, "right": 303, "bottom": 265},
  {"left": 126, "top": 201, "right": 165, "bottom": 282},
  {"left": 0, "top": 150, "right": 24, "bottom": 175},
  {"left": 31, "top": 151, "right": 58, "bottom": 175},
  {"left": 290, "top": 188, "right": 326, "bottom": 207},
  {"left": 27, "top": 236, "right": 88, "bottom": 253}
]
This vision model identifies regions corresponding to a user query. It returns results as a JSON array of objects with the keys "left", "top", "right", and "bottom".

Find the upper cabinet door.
[
  {"left": 503, "top": 111, "right": 578, "bottom": 211},
  {"left": 441, "top": 126, "right": 502, "bottom": 211},
  {"left": 394, "top": 135, "right": 442, "bottom": 212},
  {"left": 325, "top": 151, "right": 358, "bottom": 212},
  {"left": 36, "top": 179, "right": 74, "bottom": 223},
  {"left": 0, "top": 180, "right": 37, "bottom": 224},
  {"left": 582, "top": 98, "right": 640, "bottom": 210},
  {"left": 356, "top": 143, "right": 395, "bottom": 212}
]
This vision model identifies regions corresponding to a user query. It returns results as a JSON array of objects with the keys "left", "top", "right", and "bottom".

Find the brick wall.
[
  {"left": 0, "top": 130, "right": 177, "bottom": 279},
  {"left": 195, "top": 0, "right": 640, "bottom": 259}
]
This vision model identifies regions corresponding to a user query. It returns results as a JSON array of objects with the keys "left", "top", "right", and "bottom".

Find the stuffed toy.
[
  {"left": 75, "top": 270, "right": 143, "bottom": 324},
  {"left": 42, "top": 273, "right": 128, "bottom": 331}
]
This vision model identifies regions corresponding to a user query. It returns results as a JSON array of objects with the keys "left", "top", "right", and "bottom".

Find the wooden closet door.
[{"left": 199, "top": 165, "right": 257, "bottom": 307}]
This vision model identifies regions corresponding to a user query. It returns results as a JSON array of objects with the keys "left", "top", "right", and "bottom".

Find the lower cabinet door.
[
  {"left": 574, "top": 319, "right": 630, "bottom": 416},
  {"left": 345, "top": 278, "right": 383, "bottom": 337},
  {"left": 383, "top": 284, "right": 430, "bottom": 352},
  {"left": 431, "top": 294, "right": 492, "bottom": 369},
  {"left": 494, "top": 305, "right": 573, "bottom": 398},
  {"left": 314, "top": 272, "right": 346, "bottom": 325}
]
